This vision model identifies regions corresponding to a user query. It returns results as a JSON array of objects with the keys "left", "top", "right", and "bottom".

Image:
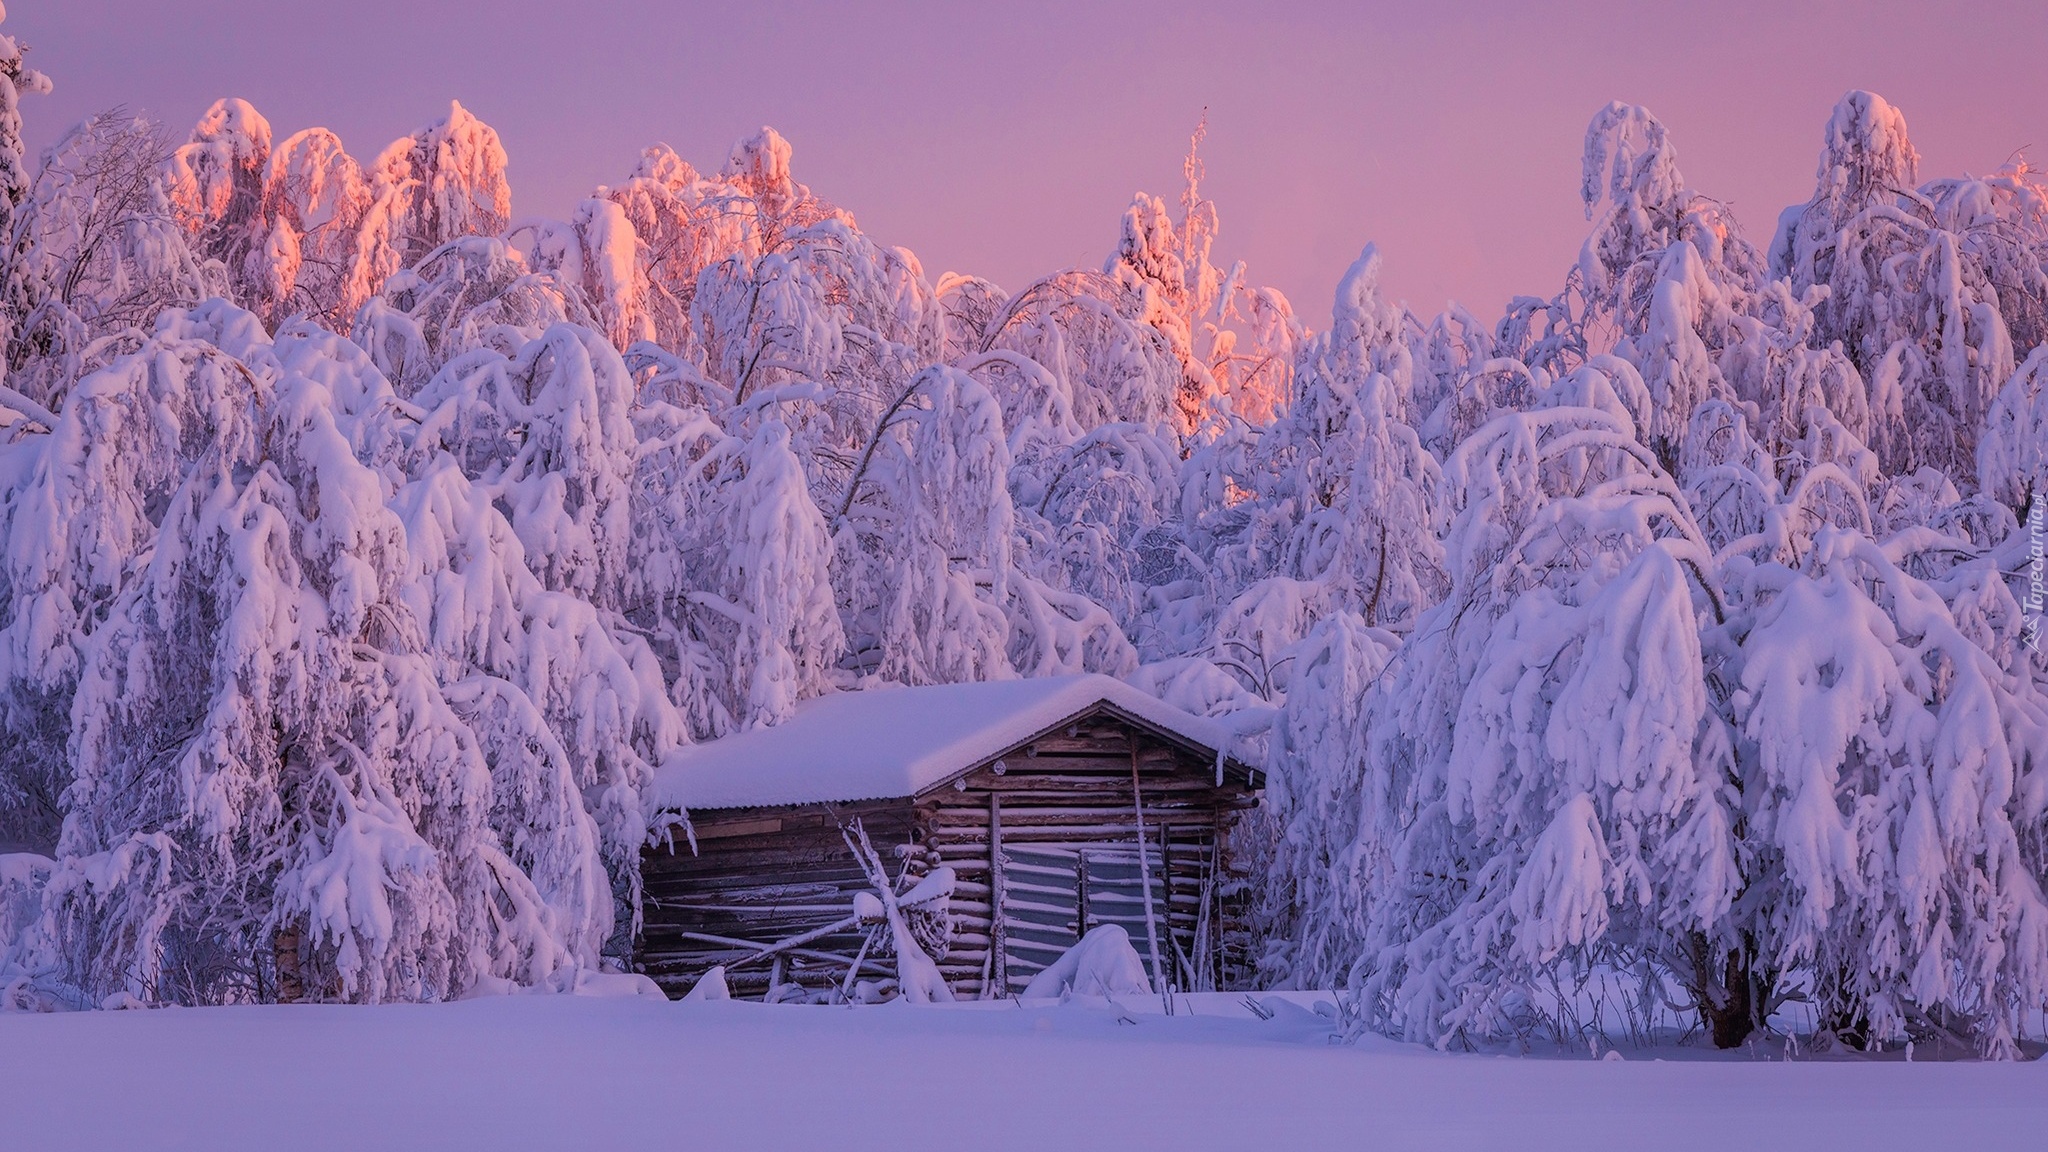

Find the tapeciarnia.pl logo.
[{"left": 2026, "top": 496, "right": 2044, "bottom": 653}]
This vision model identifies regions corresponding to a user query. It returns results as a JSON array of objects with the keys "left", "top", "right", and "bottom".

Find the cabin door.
[{"left": 998, "top": 843, "right": 1179, "bottom": 994}]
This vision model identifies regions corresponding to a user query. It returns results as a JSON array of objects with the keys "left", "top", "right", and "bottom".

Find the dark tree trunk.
[
  {"left": 272, "top": 924, "right": 304, "bottom": 1004},
  {"left": 1690, "top": 934, "right": 1758, "bottom": 1049}
]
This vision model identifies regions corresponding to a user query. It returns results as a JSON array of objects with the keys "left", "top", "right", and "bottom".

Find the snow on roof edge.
[{"left": 648, "top": 674, "right": 1248, "bottom": 813}]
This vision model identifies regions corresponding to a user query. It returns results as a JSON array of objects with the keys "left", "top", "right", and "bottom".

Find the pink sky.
[{"left": 12, "top": 1, "right": 2047, "bottom": 321}]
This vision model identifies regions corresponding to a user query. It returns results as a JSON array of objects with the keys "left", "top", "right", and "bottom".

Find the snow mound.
[
  {"left": 458, "top": 969, "right": 665, "bottom": 1001},
  {"left": 681, "top": 966, "right": 730, "bottom": 1002},
  {"left": 1021, "top": 924, "right": 1153, "bottom": 999}
]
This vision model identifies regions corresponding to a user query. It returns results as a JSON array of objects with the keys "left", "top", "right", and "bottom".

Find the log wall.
[{"left": 639, "top": 800, "right": 917, "bottom": 1001}]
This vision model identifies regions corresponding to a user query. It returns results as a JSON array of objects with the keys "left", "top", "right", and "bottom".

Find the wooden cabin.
[{"left": 637, "top": 675, "right": 1263, "bottom": 1001}]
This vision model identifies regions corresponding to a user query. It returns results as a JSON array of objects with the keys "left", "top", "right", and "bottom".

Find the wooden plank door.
[
  {"left": 997, "top": 845, "right": 1082, "bottom": 993},
  {"left": 1077, "top": 847, "right": 1173, "bottom": 991},
  {"left": 997, "top": 843, "right": 1185, "bottom": 994}
]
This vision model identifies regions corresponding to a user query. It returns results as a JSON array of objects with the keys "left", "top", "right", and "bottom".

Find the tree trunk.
[
  {"left": 273, "top": 923, "right": 304, "bottom": 1004},
  {"left": 1690, "top": 934, "right": 1756, "bottom": 1049}
]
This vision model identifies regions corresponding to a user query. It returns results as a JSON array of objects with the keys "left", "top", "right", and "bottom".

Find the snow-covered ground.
[{"left": 3, "top": 994, "right": 2042, "bottom": 1151}]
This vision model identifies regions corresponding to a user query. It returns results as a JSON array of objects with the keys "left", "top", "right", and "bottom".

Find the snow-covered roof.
[{"left": 650, "top": 674, "right": 1243, "bottom": 811}]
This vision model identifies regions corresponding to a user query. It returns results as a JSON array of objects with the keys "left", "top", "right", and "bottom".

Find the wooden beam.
[
  {"left": 989, "top": 793, "right": 1008, "bottom": 997},
  {"left": 655, "top": 937, "right": 887, "bottom": 977},
  {"left": 691, "top": 816, "right": 785, "bottom": 841},
  {"left": 1131, "top": 737, "right": 1169, "bottom": 1010},
  {"left": 671, "top": 918, "right": 860, "bottom": 969}
]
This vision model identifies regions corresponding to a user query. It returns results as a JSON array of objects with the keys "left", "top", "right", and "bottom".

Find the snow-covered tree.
[
  {"left": 1348, "top": 406, "right": 1737, "bottom": 1046},
  {"left": 718, "top": 127, "right": 839, "bottom": 255},
  {"left": 353, "top": 237, "right": 587, "bottom": 395},
  {"left": 601, "top": 144, "right": 749, "bottom": 349},
  {"left": 1106, "top": 191, "right": 1215, "bottom": 432},
  {"left": 1571, "top": 103, "right": 1765, "bottom": 464},
  {"left": 1978, "top": 345, "right": 2048, "bottom": 518},
  {"left": 51, "top": 369, "right": 500, "bottom": 1005},
  {"left": 3, "top": 113, "right": 210, "bottom": 408},
  {"left": 510, "top": 197, "right": 656, "bottom": 351},
  {"left": 1261, "top": 248, "right": 1446, "bottom": 631},
  {"left": 1, "top": 301, "right": 673, "bottom": 1003},
  {"left": 691, "top": 246, "right": 841, "bottom": 406},
  {"left": 0, "top": 303, "right": 268, "bottom": 854},
  {"left": 1776, "top": 92, "right": 2032, "bottom": 481},
  {"left": 973, "top": 269, "right": 1182, "bottom": 434},
  {"left": 1013, "top": 416, "right": 1179, "bottom": 642},
  {"left": 629, "top": 404, "right": 843, "bottom": 736},
  {"left": 388, "top": 445, "right": 676, "bottom": 967},
  {"left": 349, "top": 102, "right": 513, "bottom": 316},
  {"left": 410, "top": 323, "right": 638, "bottom": 606},
  {"left": 1258, "top": 612, "right": 1400, "bottom": 984},
  {"left": 264, "top": 126, "right": 371, "bottom": 326},
  {"left": 836, "top": 364, "right": 1015, "bottom": 684},
  {"left": 1728, "top": 529, "right": 2048, "bottom": 1055},
  {"left": 1100, "top": 123, "right": 1299, "bottom": 434},
  {"left": 1578, "top": 103, "right": 1760, "bottom": 323},
  {"left": 0, "top": 1, "right": 50, "bottom": 357},
  {"left": 166, "top": 99, "right": 281, "bottom": 319},
  {"left": 397, "top": 320, "right": 681, "bottom": 928}
]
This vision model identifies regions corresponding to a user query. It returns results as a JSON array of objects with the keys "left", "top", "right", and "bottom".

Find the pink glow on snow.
[{"left": 10, "top": 1, "right": 2047, "bottom": 345}]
